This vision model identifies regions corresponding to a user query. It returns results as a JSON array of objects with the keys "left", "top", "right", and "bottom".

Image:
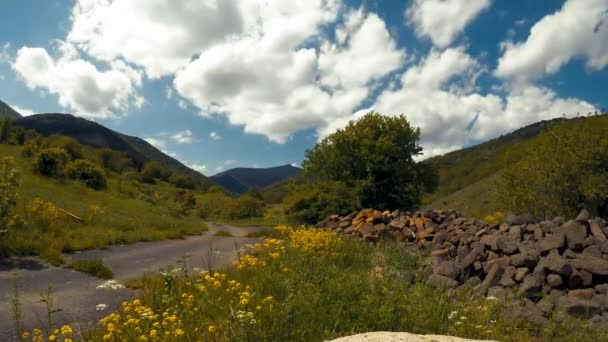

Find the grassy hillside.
[
  {"left": 0, "top": 143, "right": 206, "bottom": 263},
  {"left": 0, "top": 100, "right": 22, "bottom": 120},
  {"left": 425, "top": 114, "right": 608, "bottom": 216},
  {"left": 13, "top": 113, "right": 210, "bottom": 185},
  {"left": 211, "top": 164, "right": 302, "bottom": 194}
]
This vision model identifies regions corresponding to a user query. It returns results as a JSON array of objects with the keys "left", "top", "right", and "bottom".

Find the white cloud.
[
  {"left": 67, "top": 0, "right": 245, "bottom": 78},
  {"left": 209, "top": 131, "right": 221, "bottom": 141},
  {"left": 9, "top": 104, "right": 36, "bottom": 116},
  {"left": 171, "top": 130, "right": 194, "bottom": 144},
  {"left": 406, "top": 0, "right": 491, "bottom": 47},
  {"left": 337, "top": 48, "right": 597, "bottom": 158},
  {"left": 174, "top": 5, "right": 403, "bottom": 143},
  {"left": 215, "top": 166, "right": 224, "bottom": 172},
  {"left": 144, "top": 137, "right": 166, "bottom": 149},
  {"left": 12, "top": 45, "right": 142, "bottom": 118},
  {"left": 186, "top": 162, "right": 207, "bottom": 173},
  {"left": 495, "top": 0, "right": 608, "bottom": 82},
  {"left": 224, "top": 160, "right": 237, "bottom": 166}
]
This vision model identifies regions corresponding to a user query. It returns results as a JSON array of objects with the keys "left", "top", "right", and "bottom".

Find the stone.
[
  {"left": 480, "top": 234, "right": 499, "bottom": 251},
  {"left": 515, "top": 267, "right": 529, "bottom": 282},
  {"left": 533, "top": 226, "right": 544, "bottom": 241},
  {"left": 596, "top": 284, "right": 608, "bottom": 295},
  {"left": 388, "top": 219, "right": 405, "bottom": 230},
  {"left": 499, "top": 223, "right": 510, "bottom": 233},
  {"left": 589, "top": 315, "right": 608, "bottom": 330},
  {"left": 434, "top": 260, "right": 460, "bottom": 280},
  {"left": 431, "top": 249, "right": 450, "bottom": 257},
  {"left": 542, "top": 253, "right": 572, "bottom": 277},
  {"left": 339, "top": 221, "right": 351, "bottom": 228},
  {"left": 576, "top": 209, "right": 591, "bottom": 222},
  {"left": 511, "top": 252, "right": 538, "bottom": 268},
  {"left": 509, "top": 225, "right": 522, "bottom": 239},
  {"left": 505, "top": 214, "right": 535, "bottom": 225},
  {"left": 583, "top": 245, "right": 602, "bottom": 257},
  {"left": 571, "top": 255, "right": 608, "bottom": 276},
  {"left": 591, "top": 222, "right": 608, "bottom": 242},
  {"left": 481, "top": 262, "right": 506, "bottom": 291},
  {"left": 563, "top": 249, "right": 577, "bottom": 259},
  {"left": 563, "top": 220, "right": 587, "bottom": 251},
  {"left": 547, "top": 274, "right": 563, "bottom": 288},
  {"left": 327, "top": 331, "right": 500, "bottom": 342},
  {"left": 556, "top": 296, "right": 602, "bottom": 319},
  {"left": 553, "top": 216, "right": 566, "bottom": 226},
  {"left": 540, "top": 220, "right": 557, "bottom": 233},
  {"left": 518, "top": 275, "right": 542, "bottom": 298},
  {"left": 568, "top": 288, "right": 594, "bottom": 300},
  {"left": 427, "top": 274, "right": 459, "bottom": 289},
  {"left": 497, "top": 236, "right": 519, "bottom": 254},
  {"left": 499, "top": 266, "right": 517, "bottom": 287},
  {"left": 502, "top": 299, "right": 550, "bottom": 328},
  {"left": 536, "top": 295, "right": 556, "bottom": 314},
  {"left": 538, "top": 232, "right": 566, "bottom": 253},
  {"left": 463, "top": 276, "right": 482, "bottom": 288}
]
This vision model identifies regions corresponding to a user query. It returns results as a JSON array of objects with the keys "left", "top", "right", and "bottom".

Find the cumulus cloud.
[
  {"left": 209, "top": 131, "right": 221, "bottom": 141},
  {"left": 171, "top": 130, "right": 194, "bottom": 144},
  {"left": 12, "top": 45, "right": 142, "bottom": 118},
  {"left": 186, "top": 162, "right": 207, "bottom": 173},
  {"left": 174, "top": 5, "right": 403, "bottom": 143},
  {"left": 406, "top": 0, "right": 491, "bottom": 47},
  {"left": 352, "top": 48, "right": 597, "bottom": 157},
  {"left": 9, "top": 104, "right": 36, "bottom": 116},
  {"left": 67, "top": 0, "right": 244, "bottom": 78},
  {"left": 496, "top": 0, "right": 608, "bottom": 82},
  {"left": 144, "top": 137, "right": 166, "bottom": 149}
]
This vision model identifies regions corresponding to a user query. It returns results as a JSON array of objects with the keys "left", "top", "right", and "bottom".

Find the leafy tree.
[
  {"left": 223, "top": 195, "right": 265, "bottom": 219},
  {"left": 283, "top": 181, "right": 360, "bottom": 224},
  {"left": 303, "top": 111, "right": 433, "bottom": 210},
  {"left": 0, "top": 118, "right": 12, "bottom": 143},
  {"left": 245, "top": 187, "right": 264, "bottom": 201},
  {"left": 0, "top": 157, "right": 20, "bottom": 234},
  {"left": 35, "top": 148, "right": 69, "bottom": 177},
  {"left": 497, "top": 120, "right": 608, "bottom": 219},
  {"left": 66, "top": 160, "right": 108, "bottom": 190},
  {"left": 139, "top": 161, "right": 172, "bottom": 184},
  {"left": 169, "top": 174, "right": 199, "bottom": 189}
]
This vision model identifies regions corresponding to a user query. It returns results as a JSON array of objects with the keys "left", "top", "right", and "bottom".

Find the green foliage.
[
  {"left": 99, "top": 148, "right": 134, "bottom": 173},
  {"left": 0, "top": 157, "right": 20, "bottom": 235},
  {"left": 169, "top": 174, "right": 199, "bottom": 189},
  {"left": 0, "top": 118, "right": 11, "bottom": 143},
  {"left": 67, "top": 159, "right": 108, "bottom": 190},
  {"left": 498, "top": 119, "right": 608, "bottom": 219},
  {"left": 139, "top": 161, "right": 172, "bottom": 184},
  {"left": 303, "top": 111, "right": 431, "bottom": 210},
  {"left": 283, "top": 181, "right": 360, "bottom": 224},
  {"left": 35, "top": 148, "right": 69, "bottom": 177},
  {"left": 197, "top": 193, "right": 265, "bottom": 220},
  {"left": 69, "top": 259, "right": 114, "bottom": 279},
  {"left": 245, "top": 187, "right": 264, "bottom": 200}
]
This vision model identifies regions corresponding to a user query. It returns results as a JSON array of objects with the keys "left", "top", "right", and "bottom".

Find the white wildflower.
[
  {"left": 95, "top": 303, "right": 108, "bottom": 311},
  {"left": 486, "top": 296, "right": 497, "bottom": 301},
  {"left": 96, "top": 280, "right": 125, "bottom": 290}
]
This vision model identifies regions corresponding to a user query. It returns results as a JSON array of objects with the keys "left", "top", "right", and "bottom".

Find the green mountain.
[
  {"left": 211, "top": 165, "right": 302, "bottom": 194},
  {"left": 13, "top": 113, "right": 209, "bottom": 183},
  {"left": 424, "top": 113, "right": 608, "bottom": 216},
  {"left": 0, "top": 100, "right": 23, "bottom": 120}
]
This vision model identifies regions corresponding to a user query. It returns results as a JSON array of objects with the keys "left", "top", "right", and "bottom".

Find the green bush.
[
  {"left": 197, "top": 193, "right": 229, "bottom": 219},
  {"left": 69, "top": 259, "right": 114, "bottom": 279},
  {"left": 283, "top": 181, "right": 360, "bottom": 224},
  {"left": 223, "top": 195, "right": 265, "bottom": 219},
  {"left": 169, "top": 174, "right": 198, "bottom": 189},
  {"left": 35, "top": 148, "right": 69, "bottom": 177},
  {"left": 0, "top": 157, "right": 20, "bottom": 235},
  {"left": 66, "top": 160, "right": 108, "bottom": 190},
  {"left": 139, "top": 161, "right": 172, "bottom": 184}
]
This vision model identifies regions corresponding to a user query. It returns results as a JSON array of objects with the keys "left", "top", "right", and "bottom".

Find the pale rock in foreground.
[{"left": 327, "top": 331, "right": 496, "bottom": 342}]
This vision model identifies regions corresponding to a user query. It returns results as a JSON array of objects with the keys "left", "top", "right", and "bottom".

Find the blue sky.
[{"left": 1, "top": 0, "right": 607, "bottom": 175}]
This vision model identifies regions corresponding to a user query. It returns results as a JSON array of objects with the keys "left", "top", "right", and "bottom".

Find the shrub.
[
  {"left": 66, "top": 159, "right": 108, "bottom": 190},
  {"left": 223, "top": 195, "right": 265, "bottom": 219},
  {"left": 169, "top": 174, "right": 199, "bottom": 189},
  {"left": 0, "top": 157, "right": 20, "bottom": 234},
  {"left": 139, "top": 161, "right": 172, "bottom": 184},
  {"left": 26, "top": 198, "right": 61, "bottom": 230},
  {"left": 69, "top": 259, "right": 114, "bottom": 279},
  {"left": 197, "top": 193, "right": 229, "bottom": 219},
  {"left": 35, "top": 148, "right": 69, "bottom": 177},
  {"left": 283, "top": 181, "right": 360, "bottom": 224},
  {"left": 0, "top": 118, "right": 11, "bottom": 143}
]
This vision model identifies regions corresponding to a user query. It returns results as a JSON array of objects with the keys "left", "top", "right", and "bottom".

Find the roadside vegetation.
[{"left": 20, "top": 226, "right": 606, "bottom": 341}]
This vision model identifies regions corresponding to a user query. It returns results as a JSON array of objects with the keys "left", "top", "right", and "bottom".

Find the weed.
[{"left": 68, "top": 259, "right": 114, "bottom": 279}]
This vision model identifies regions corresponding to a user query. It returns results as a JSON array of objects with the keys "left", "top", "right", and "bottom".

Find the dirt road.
[{"left": 0, "top": 224, "right": 268, "bottom": 340}]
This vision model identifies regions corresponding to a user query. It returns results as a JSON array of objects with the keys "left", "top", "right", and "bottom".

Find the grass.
[
  {"left": 68, "top": 259, "right": 114, "bottom": 279},
  {"left": 0, "top": 144, "right": 207, "bottom": 263},
  {"left": 245, "top": 228, "right": 276, "bottom": 238},
  {"left": 213, "top": 230, "right": 233, "bottom": 237},
  {"left": 54, "top": 227, "right": 606, "bottom": 341}
]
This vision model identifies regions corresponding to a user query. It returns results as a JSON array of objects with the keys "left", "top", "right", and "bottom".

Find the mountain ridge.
[
  {"left": 211, "top": 164, "right": 303, "bottom": 194},
  {"left": 0, "top": 100, "right": 23, "bottom": 120}
]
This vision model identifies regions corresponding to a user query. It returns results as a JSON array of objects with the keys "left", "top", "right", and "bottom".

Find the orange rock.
[{"left": 415, "top": 218, "right": 425, "bottom": 230}]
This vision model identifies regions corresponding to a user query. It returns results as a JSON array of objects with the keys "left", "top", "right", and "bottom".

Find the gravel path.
[{"left": 0, "top": 224, "right": 269, "bottom": 340}]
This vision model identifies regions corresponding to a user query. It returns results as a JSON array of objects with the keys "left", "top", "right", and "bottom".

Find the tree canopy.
[{"left": 302, "top": 112, "right": 437, "bottom": 210}]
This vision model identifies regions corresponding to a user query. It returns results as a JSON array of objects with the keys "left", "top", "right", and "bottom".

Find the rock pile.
[{"left": 320, "top": 208, "right": 608, "bottom": 326}]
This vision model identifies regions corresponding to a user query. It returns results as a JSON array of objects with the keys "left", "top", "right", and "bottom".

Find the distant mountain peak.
[
  {"left": 0, "top": 100, "right": 24, "bottom": 120},
  {"left": 211, "top": 164, "right": 303, "bottom": 194}
]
